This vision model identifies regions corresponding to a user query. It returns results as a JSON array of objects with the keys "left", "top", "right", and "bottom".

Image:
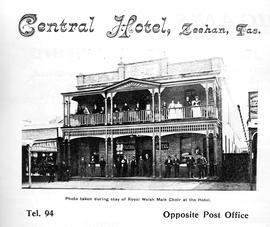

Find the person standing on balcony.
[
  {"left": 192, "top": 96, "right": 201, "bottom": 118},
  {"left": 113, "top": 104, "right": 120, "bottom": 124},
  {"left": 100, "top": 106, "right": 105, "bottom": 114},
  {"left": 135, "top": 102, "right": 140, "bottom": 111},
  {"left": 168, "top": 100, "right": 176, "bottom": 119},
  {"left": 99, "top": 157, "right": 106, "bottom": 177},
  {"left": 122, "top": 102, "right": 130, "bottom": 111},
  {"left": 164, "top": 156, "right": 173, "bottom": 178},
  {"left": 82, "top": 105, "right": 90, "bottom": 114},
  {"left": 91, "top": 104, "right": 99, "bottom": 125},
  {"left": 134, "top": 102, "right": 141, "bottom": 122},
  {"left": 184, "top": 96, "right": 192, "bottom": 118},
  {"left": 92, "top": 104, "right": 99, "bottom": 114},
  {"left": 145, "top": 103, "right": 151, "bottom": 121},
  {"left": 122, "top": 103, "right": 130, "bottom": 123},
  {"left": 161, "top": 101, "right": 167, "bottom": 120},
  {"left": 76, "top": 105, "right": 83, "bottom": 114},
  {"left": 113, "top": 103, "right": 120, "bottom": 112},
  {"left": 138, "top": 155, "right": 144, "bottom": 176},
  {"left": 99, "top": 106, "right": 105, "bottom": 124},
  {"left": 175, "top": 101, "right": 183, "bottom": 119}
]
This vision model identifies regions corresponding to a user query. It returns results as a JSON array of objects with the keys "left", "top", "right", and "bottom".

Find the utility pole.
[
  {"left": 28, "top": 145, "right": 32, "bottom": 188},
  {"left": 237, "top": 105, "right": 253, "bottom": 190}
]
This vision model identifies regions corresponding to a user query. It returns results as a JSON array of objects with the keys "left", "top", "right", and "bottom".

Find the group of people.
[
  {"left": 77, "top": 104, "right": 104, "bottom": 115},
  {"left": 113, "top": 102, "right": 152, "bottom": 123},
  {"left": 115, "top": 154, "right": 152, "bottom": 177},
  {"left": 164, "top": 155, "right": 181, "bottom": 178},
  {"left": 186, "top": 153, "right": 207, "bottom": 179},
  {"left": 164, "top": 152, "right": 207, "bottom": 179},
  {"left": 162, "top": 95, "right": 202, "bottom": 119},
  {"left": 28, "top": 154, "right": 70, "bottom": 183},
  {"left": 76, "top": 95, "right": 202, "bottom": 123},
  {"left": 77, "top": 102, "right": 148, "bottom": 116},
  {"left": 80, "top": 156, "right": 106, "bottom": 177}
]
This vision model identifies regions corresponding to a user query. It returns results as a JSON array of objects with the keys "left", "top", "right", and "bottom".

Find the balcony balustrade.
[{"left": 67, "top": 105, "right": 217, "bottom": 127}]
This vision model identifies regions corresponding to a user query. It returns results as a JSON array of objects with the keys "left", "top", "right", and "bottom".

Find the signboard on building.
[
  {"left": 155, "top": 142, "right": 169, "bottom": 150},
  {"left": 31, "top": 140, "right": 58, "bottom": 153},
  {"left": 249, "top": 91, "right": 258, "bottom": 120}
]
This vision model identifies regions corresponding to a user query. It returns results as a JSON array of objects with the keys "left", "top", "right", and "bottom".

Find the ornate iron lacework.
[{"left": 64, "top": 123, "right": 215, "bottom": 137}]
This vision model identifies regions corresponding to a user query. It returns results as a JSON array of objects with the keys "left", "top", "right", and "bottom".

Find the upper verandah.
[{"left": 76, "top": 57, "right": 224, "bottom": 90}]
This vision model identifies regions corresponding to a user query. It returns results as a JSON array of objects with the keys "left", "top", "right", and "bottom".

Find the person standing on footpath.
[
  {"left": 138, "top": 155, "right": 144, "bottom": 176},
  {"left": 99, "top": 156, "right": 106, "bottom": 177},
  {"left": 130, "top": 156, "right": 137, "bottom": 177},
  {"left": 144, "top": 154, "right": 151, "bottom": 177},
  {"left": 115, "top": 156, "right": 122, "bottom": 177},
  {"left": 186, "top": 155, "right": 195, "bottom": 178},
  {"left": 173, "top": 155, "right": 180, "bottom": 178},
  {"left": 121, "top": 156, "right": 128, "bottom": 177},
  {"left": 164, "top": 155, "right": 173, "bottom": 178},
  {"left": 47, "top": 156, "right": 55, "bottom": 183},
  {"left": 80, "top": 157, "right": 87, "bottom": 177},
  {"left": 197, "top": 155, "right": 207, "bottom": 179},
  {"left": 89, "top": 156, "right": 96, "bottom": 177}
]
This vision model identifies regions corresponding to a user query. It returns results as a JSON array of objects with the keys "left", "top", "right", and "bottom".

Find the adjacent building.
[
  {"left": 22, "top": 123, "right": 62, "bottom": 182},
  {"left": 247, "top": 91, "right": 258, "bottom": 182}
]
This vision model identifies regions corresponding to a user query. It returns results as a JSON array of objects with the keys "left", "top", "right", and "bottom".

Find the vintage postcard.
[{"left": 0, "top": 0, "right": 269, "bottom": 226}]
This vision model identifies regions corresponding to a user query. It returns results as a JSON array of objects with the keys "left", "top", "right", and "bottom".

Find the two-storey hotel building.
[{"left": 61, "top": 57, "right": 242, "bottom": 178}]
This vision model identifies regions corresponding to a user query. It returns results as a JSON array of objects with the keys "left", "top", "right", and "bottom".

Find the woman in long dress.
[
  {"left": 175, "top": 101, "right": 183, "bottom": 119},
  {"left": 192, "top": 96, "right": 201, "bottom": 117},
  {"left": 168, "top": 100, "right": 176, "bottom": 119}
]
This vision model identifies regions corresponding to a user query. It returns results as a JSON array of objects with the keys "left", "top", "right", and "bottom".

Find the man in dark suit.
[
  {"left": 130, "top": 156, "right": 137, "bottom": 177},
  {"left": 138, "top": 156, "right": 144, "bottom": 176},
  {"left": 99, "top": 157, "right": 106, "bottom": 177},
  {"left": 173, "top": 155, "right": 180, "bottom": 178},
  {"left": 164, "top": 156, "right": 173, "bottom": 178},
  {"left": 184, "top": 96, "right": 192, "bottom": 118},
  {"left": 186, "top": 155, "right": 195, "bottom": 178},
  {"left": 80, "top": 157, "right": 87, "bottom": 177},
  {"left": 143, "top": 154, "right": 151, "bottom": 177},
  {"left": 115, "top": 157, "right": 122, "bottom": 177}
]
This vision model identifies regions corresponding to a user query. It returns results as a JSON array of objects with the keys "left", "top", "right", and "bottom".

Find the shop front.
[
  {"left": 66, "top": 131, "right": 217, "bottom": 179},
  {"left": 22, "top": 139, "right": 59, "bottom": 183}
]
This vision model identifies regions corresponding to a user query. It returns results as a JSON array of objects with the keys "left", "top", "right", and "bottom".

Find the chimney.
[{"left": 118, "top": 58, "right": 125, "bottom": 80}]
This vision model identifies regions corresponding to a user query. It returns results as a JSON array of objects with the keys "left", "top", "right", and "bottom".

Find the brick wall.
[
  {"left": 70, "top": 137, "right": 106, "bottom": 176},
  {"left": 155, "top": 134, "right": 205, "bottom": 176}
]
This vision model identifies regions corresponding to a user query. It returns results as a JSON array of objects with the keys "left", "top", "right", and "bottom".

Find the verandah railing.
[{"left": 68, "top": 105, "right": 217, "bottom": 127}]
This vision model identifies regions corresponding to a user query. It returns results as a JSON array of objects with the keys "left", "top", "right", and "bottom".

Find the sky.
[{"left": 1, "top": 0, "right": 269, "bottom": 135}]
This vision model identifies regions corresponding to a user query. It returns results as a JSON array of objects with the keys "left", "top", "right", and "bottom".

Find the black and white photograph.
[
  {"left": 21, "top": 55, "right": 258, "bottom": 191},
  {"left": 0, "top": 0, "right": 269, "bottom": 226}
]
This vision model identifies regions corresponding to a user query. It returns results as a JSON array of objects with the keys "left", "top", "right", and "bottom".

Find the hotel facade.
[{"left": 61, "top": 57, "right": 242, "bottom": 178}]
